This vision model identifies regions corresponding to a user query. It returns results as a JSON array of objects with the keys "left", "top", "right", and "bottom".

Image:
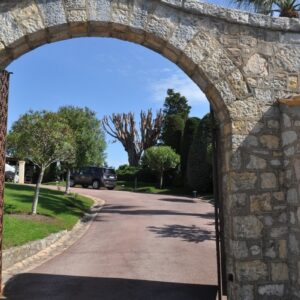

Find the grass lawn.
[
  {"left": 3, "top": 183, "right": 93, "bottom": 249},
  {"left": 115, "top": 180, "right": 194, "bottom": 196}
]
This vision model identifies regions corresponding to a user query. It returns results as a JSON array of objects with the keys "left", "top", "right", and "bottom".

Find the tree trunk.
[
  {"left": 159, "top": 170, "right": 164, "bottom": 189},
  {"left": 65, "top": 168, "right": 71, "bottom": 195},
  {"left": 32, "top": 167, "right": 45, "bottom": 215},
  {"left": 128, "top": 149, "right": 140, "bottom": 166}
]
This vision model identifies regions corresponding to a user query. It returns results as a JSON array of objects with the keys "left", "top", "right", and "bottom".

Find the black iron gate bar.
[{"left": 211, "top": 107, "right": 227, "bottom": 298}]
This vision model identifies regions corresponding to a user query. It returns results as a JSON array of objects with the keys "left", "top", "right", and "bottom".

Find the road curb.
[{"left": 2, "top": 191, "right": 105, "bottom": 286}]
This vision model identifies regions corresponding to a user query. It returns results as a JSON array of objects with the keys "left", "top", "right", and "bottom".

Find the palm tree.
[{"left": 234, "top": 0, "right": 300, "bottom": 18}]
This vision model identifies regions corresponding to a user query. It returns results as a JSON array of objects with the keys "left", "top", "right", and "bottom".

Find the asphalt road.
[{"left": 4, "top": 189, "right": 218, "bottom": 300}]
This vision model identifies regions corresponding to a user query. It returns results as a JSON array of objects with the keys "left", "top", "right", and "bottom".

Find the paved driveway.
[{"left": 4, "top": 189, "right": 218, "bottom": 300}]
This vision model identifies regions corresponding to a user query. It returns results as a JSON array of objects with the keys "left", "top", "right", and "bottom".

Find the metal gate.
[
  {"left": 0, "top": 70, "right": 10, "bottom": 291},
  {"left": 211, "top": 108, "right": 227, "bottom": 299}
]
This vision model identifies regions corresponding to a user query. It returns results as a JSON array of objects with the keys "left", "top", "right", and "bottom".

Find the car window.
[
  {"left": 80, "top": 168, "right": 89, "bottom": 175},
  {"left": 104, "top": 169, "right": 116, "bottom": 175}
]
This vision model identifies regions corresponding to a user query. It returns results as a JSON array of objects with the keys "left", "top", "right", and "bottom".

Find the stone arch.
[{"left": 0, "top": 0, "right": 250, "bottom": 124}]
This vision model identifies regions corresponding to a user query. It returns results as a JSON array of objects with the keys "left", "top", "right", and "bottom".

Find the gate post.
[{"left": 0, "top": 70, "right": 10, "bottom": 292}]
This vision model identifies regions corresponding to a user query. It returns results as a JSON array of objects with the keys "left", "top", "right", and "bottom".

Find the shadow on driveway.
[
  {"left": 148, "top": 224, "right": 215, "bottom": 243},
  {"left": 99, "top": 204, "right": 215, "bottom": 220},
  {"left": 4, "top": 273, "right": 218, "bottom": 300}
]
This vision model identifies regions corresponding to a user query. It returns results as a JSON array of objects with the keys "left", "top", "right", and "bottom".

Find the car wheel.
[
  {"left": 82, "top": 184, "right": 89, "bottom": 188},
  {"left": 107, "top": 187, "right": 115, "bottom": 190},
  {"left": 69, "top": 179, "right": 75, "bottom": 187},
  {"left": 92, "top": 180, "right": 100, "bottom": 189}
]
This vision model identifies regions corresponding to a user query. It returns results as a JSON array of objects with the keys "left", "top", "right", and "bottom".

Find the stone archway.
[{"left": 0, "top": 1, "right": 300, "bottom": 299}]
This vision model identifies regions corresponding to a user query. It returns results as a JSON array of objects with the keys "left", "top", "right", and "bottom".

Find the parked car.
[
  {"left": 5, "top": 163, "right": 18, "bottom": 183},
  {"left": 5, "top": 171, "right": 15, "bottom": 182},
  {"left": 70, "top": 167, "right": 117, "bottom": 190}
]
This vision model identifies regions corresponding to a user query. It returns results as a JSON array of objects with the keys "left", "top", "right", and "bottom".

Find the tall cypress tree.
[
  {"left": 181, "top": 117, "right": 201, "bottom": 179},
  {"left": 162, "top": 114, "right": 185, "bottom": 154},
  {"left": 163, "top": 89, "right": 191, "bottom": 121},
  {"left": 186, "top": 113, "right": 213, "bottom": 192}
]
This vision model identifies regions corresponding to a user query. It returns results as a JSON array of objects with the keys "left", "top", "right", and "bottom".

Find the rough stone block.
[
  {"left": 260, "top": 135, "right": 279, "bottom": 149},
  {"left": 233, "top": 216, "right": 263, "bottom": 239},
  {"left": 261, "top": 173, "right": 277, "bottom": 189},
  {"left": 270, "top": 226, "right": 288, "bottom": 238},
  {"left": 271, "top": 263, "right": 289, "bottom": 281},
  {"left": 273, "top": 192, "right": 284, "bottom": 201},
  {"left": 146, "top": 5, "right": 177, "bottom": 41},
  {"left": 231, "top": 172, "right": 257, "bottom": 192},
  {"left": 231, "top": 240, "right": 249, "bottom": 259},
  {"left": 243, "top": 53, "right": 268, "bottom": 76},
  {"left": 36, "top": 0, "right": 67, "bottom": 27},
  {"left": 258, "top": 284, "right": 284, "bottom": 297},
  {"left": 283, "top": 113, "right": 292, "bottom": 127},
  {"left": 0, "top": 11, "right": 24, "bottom": 46},
  {"left": 289, "top": 234, "right": 300, "bottom": 255},
  {"left": 282, "top": 130, "right": 297, "bottom": 146},
  {"left": 11, "top": 0, "right": 44, "bottom": 34},
  {"left": 237, "top": 285, "right": 254, "bottom": 300},
  {"left": 250, "top": 193, "right": 271, "bottom": 212},
  {"left": 287, "top": 188, "right": 297, "bottom": 204},
  {"left": 279, "top": 240, "right": 287, "bottom": 258},
  {"left": 236, "top": 260, "right": 268, "bottom": 281},
  {"left": 67, "top": 9, "right": 87, "bottom": 23},
  {"left": 64, "top": 0, "right": 86, "bottom": 9},
  {"left": 247, "top": 155, "right": 267, "bottom": 170},
  {"left": 87, "top": 0, "right": 111, "bottom": 22}
]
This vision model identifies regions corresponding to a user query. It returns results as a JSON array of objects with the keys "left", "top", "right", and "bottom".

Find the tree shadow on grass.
[
  {"left": 4, "top": 273, "right": 218, "bottom": 300},
  {"left": 5, "top": 184, "right": 89, "bottom": 218},
  {"left": 148, "top": 224, "right": 215, "bottom": 243}
]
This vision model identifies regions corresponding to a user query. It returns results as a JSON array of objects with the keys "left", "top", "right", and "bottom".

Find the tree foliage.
[
  {"left": 102, "top": 110, "right": 164, "bottom": 166},
  {"left": 162, "top": 114, "right": 185, "bottom": 154},
  {"left": 163, "top": 89, "right": 191, "bottom": 120},
  {"left": 181, "top": 117, "right": 201, "bottom": 177},
  {"left": 234, "top": 0, "right": 300, "bottom": 17},
  {"left": 161, "top": 89, "right": 191, "bottom": 157},
  {"left": 7, "top": 111, "right": 75, "bottom": 214},
  {"left": 58, "top": 106, "right": 106, "bottom": 168},
  {"left": 143, "top": 146, "right": 180, "bottom": 188},
  {"left": 186, "top": 113, "right": 213, "bottom": 192}
]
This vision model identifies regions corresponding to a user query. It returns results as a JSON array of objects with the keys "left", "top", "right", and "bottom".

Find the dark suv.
[{"left": 70, "top": 167, "right": 117, "bottom": 190}]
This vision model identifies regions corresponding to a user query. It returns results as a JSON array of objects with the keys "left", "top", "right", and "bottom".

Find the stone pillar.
[
  {"left": 0, "top": 70, "right": 10, "bottom": 292},
  {"left": 18, "top": 161, "right": 25, "bottom": 184},
  {"left": 279, "top": 102, "right": 300, "bottom": 299},
  {"left": 224, "top": 103, "right": 289, "bottom": 300}
]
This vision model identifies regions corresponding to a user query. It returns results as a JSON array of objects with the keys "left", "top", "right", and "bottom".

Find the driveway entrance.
[{"left": 4, "top": 189, "right": 218, "bottom": 300}]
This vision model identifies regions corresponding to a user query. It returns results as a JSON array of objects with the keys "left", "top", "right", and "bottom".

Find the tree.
[
  {"left": 234, "top": 0, "right": 300, "bottom": 17},
  {"left": 162, "top": 114, "right": 185, "bottom": 154},
  {"left": 181, "top": 117, "right": 201, "bottom": 178},
  {"left": 58, "top": 106, "right": 106, "bottom": 194},
  {"left": 143, "top": 146, "right": 180, "bottom": 189},
  {"left": 102, "top": 110, "right": 164, "bottom": 166},
  {"left": 163, "top": 89, "right": 191, "bottom": 120},
  {"left": 186, "top": 113, "right": 213, "bottom": 193},
  {"left": 7, "top": 111, "right": 75, "bottom": 214},
  {"left": 161, "top": 89, "right": 191, "bottom": 155}
]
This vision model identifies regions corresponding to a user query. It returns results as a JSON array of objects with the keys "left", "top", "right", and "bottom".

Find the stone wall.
[
  {"left": 3, "top": 230, "right": 67, "bottom": 270},
  {"left": 0, "top": 0, "right": 300, "bottom": 299}
]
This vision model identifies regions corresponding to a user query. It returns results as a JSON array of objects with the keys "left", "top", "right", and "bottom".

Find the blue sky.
[{"left": 7, "top": 0, "right": 238, "bottom": 168}]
